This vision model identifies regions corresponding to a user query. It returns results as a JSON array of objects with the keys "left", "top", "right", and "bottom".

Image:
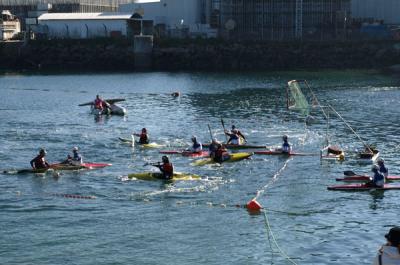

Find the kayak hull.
[
  {"left": 202, "top": 143, "right": 266, "bottom": 149},
  {"left": 336, "top": 175, "right": 400, "bottom": 182},
  {"left": 91, "top": 104, "right": 126, "bottom": 116},
  {"left": 327, "top": 184, "right": 400, "bottom": 191},
  {"left": 159, "top": 150, "right": 210, "bottom": 158},
  {"left": 118, "top": 137, "right": 164, "bottom": 148},
  {"left": 3, "top": 162, "right": 111, "bottom": 174},
  {"left": 128, "top": 172, "right": 201, "bottom": 181},
  {"left": 254, "top": 150, "right": 315, "bottom": 156},
  {"left": 192, "top": 152, "right": 252, "bottom": 166}
]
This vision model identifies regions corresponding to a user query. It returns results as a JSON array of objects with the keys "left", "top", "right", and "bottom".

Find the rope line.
[{"left": 263, "top": 210, "right": 299, "bottom": 265}]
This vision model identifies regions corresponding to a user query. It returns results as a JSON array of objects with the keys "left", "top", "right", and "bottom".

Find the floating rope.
[
  {"left": 50, "top": 193, "right": 96, "bottom": 200},
  {"left": 263, "top": 210, "right": 299, "bottom": 265}
]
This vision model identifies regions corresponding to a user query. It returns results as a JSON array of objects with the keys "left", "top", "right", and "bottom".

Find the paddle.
[
  {"left": 343, "top": 170, "right": 357, "bottom": 176},
  {"left": 221, "top": 118, "right": 229, "bottom": 142},
  {"left": 143, "top": 162, "right": 160, "bottom": 167},
  {"left": 207, "top": 124, "right": 213, "bottom": 142}
]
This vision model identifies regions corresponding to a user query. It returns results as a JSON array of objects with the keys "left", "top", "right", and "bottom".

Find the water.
[{"left": 1, "top": 70, "right": 399, "bottom": 265}]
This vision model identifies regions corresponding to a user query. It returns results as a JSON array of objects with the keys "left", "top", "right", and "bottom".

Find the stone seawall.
[{"left": 1, "top": 39, "right": 400, "bottom": 72}]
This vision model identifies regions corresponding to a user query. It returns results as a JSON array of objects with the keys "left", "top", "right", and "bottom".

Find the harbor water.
[{"left": 1, "top": 70, "right": 399, "bottom": 265}]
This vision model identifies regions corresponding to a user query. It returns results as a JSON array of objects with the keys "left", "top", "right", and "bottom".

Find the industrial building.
[
  {"left": 37, "top": 12, "right": 153, "bottom": 39},
  {"left": 119, "top": 0, "right": 217, "bottom": 38},
  {"left": 216, "top": 0, "right": 351, "bottom": 41},
  {"left": 0, "top": 0, "right": 132, "bottom": 20}
]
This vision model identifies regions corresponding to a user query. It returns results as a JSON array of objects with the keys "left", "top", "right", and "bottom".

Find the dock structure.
[{"left": 214, "top": 0, "right": 351, "bottom": 41}]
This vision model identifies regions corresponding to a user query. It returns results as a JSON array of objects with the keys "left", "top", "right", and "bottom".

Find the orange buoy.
[{"left": 246, "top": 199, "right": 262, "bottom": 212}]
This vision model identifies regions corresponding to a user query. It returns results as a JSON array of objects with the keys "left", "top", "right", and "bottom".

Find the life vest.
[
  {"left": 373, "top": 171, "right": 385, "bottom": 187},
  {"left": 161, "top": 163, "right": 173, "bottom": 178},
  {"left": 139, "top": 133, "right": 149, "bottom": 144},
  {"left": 282, "top": 142, "right": 291, "bottom": 153},
  {"left": 33, "top": 155, "right": 47, "bottom": 169},
  {"left": 94, "top": 98, "right": 103, "bottom": 109}
]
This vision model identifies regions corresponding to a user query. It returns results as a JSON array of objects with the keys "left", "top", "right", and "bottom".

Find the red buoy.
[{"left": 246, "top": 199, "right": 262, "bottom": 212}]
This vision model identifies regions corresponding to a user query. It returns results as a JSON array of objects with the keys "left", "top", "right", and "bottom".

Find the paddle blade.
[{"left": 343, "top": 170, "right": 356, "bottom": 176}]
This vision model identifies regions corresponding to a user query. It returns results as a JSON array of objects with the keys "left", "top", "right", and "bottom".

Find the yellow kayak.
[
  {"left": 191, "top": 152, "right": 253, "bottom": 166},
  {"left": 118, "top": 137, "right": 164, "bottom": 148},
  {"left": 128, "top": 171, "right": 201, "bottom": 181}
]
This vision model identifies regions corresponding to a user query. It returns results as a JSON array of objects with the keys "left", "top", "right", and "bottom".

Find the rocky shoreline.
[{"left": 1, "top": 39, "right": 400, "bottom": 72}]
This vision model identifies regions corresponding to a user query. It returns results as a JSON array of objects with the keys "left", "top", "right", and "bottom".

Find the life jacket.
[
  {"left": 282, "top": 142, "right": 291, "bottom": 153},
  {"left": 139, "top": 133, "right": 149, "bottom": 144},
  {"left": 33, "top": 155, "right": 47, "bottom": 169},
  {"left": 72, "top": 152, "right": 82, "bottom": 163},
  {"left": 161, "top": 163, "right": 173, "bottom": 178},
  {"left": 372, "top": 171, "right": 385, "bottom": 187},
  {"left": 379, "top": 165, "right": 388, "bottom": 177},
  {"left": 94, "top": 98, "right": 103, "bottom": 109}
]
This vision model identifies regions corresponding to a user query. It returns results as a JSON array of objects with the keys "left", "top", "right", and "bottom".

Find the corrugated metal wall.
[
  {"left": 352, "top": 0, "right": 400, "bottom": 24},
  {"left": 219, "top": 0, "right": 350, "bottom": 41}
]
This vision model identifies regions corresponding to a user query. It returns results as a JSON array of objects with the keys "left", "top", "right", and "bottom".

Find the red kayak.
[
  {"left": 336, "top": 175, "right": 400, "bottom": 182},
  {"left": 159, "top": 150, "right": 209, "bottom": 158},
  {"left": 254, "top": 150, "right": 316, "bottom": 156},
  {"left": 327, "top": 184, "right": 400, "bottom": 191}
]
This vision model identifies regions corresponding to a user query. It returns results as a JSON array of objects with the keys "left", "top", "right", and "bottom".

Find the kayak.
[
  {"left": 327, "top": 183, "right": 400, "bottom": 191},
  {"left": 191, "top": 152, "right": 252, "bottom": 166},
  {"left": 336, "top": 175, "right": 400, "bottom": 182},
  {"left": 353, "top": 151, "right": 380, "bottom": 164},
  {"left": 159, "top": 150, "right": 210, "bottom": 158},
  {"left": 254, "top": 150, "right": 316, "bottom": 156},
  {"left": 3, "top": 162, "right": 112, "bottom": 174},
  {"left": 118, "top": 137, "right": 164, "bottom": 148},
  {"left": 90, "top": 104, "right": 126, "bottom": 116},
  {"left": 79, "top": 98, "right": 125, "bottom": 106},
  {"left": 202, "top": 143, "right": 267, "bottom": 150},
  {"left": 128, "top": 171, "right": 201, "bottom": 181}
]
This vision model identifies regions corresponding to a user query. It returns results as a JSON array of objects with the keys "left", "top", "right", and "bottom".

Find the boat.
[
  {"left": 191, "top": 152, "right": 252, "bottom": 166},
  {"left": 336, "top": 174, "right": 400, "bottom": 182},
  {"left": 3, "top": 162, "right": 112, "bottom": 174},
  {"left": 327, "top": 183, "right": 400, "bottom": 191},
  {"left": 118, "top": 137, "right": 164, "bottom": 148},
  {"left": 353, "top": 150, "right": 380, "bottom": 164},
  {"left": 79, "top": 98, "right": 127, "bottom": 116},
  {"left": 254, "top": 149, "right": 316, "bottom": 156},
  {"left": 202, "top": 143, "right": 267, "bottom": 150},
  {"left": 320, "top": 145, "right": 345, "bottom": 161},
  {"left": 128, "top": 171, "right": 201, "bottom": 181},
  {"left": 159, "top": 150, "right": 210, "bottom": 158}
]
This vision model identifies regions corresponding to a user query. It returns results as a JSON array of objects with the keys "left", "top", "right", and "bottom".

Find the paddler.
[
  {"left": 213, "top": 143, "right": 230, "bottom": 163},
  {"left": 30, "top": 149, "right": 50, "bottom": 170},
  {"left": 63, "top": 147, "right": 83, "bottom": 165},
  {"left": 281, "top": 135, "right": 291, "bottom": 154},
  {"left": 231, "top": 125, "right": 246, "bottom": 143},
  {"left": 225, "top": 129, "right": 242, "bottom": 145},
  {"left": 377, "top": 158, "right": 388, "bottom": 178},
  {"left": 94, "top": 95, "right": 111, "bottom": 113},
  {"left": 153, "top": 156, "right": 174, "bottom": 180},
  {"left": 366, "top": 165, "right": 385, "bottom": 188},
  {"left": 188, "top": 136, "right": 202, "bottom": 153},
  {"left": 208, "top": 139, "right": 219, "bottom": 158},
  {"left": 133, "top": 128, "right": 149, "bottom": 144},
  {"left": 372, "top": 227, "right": 400, "bottom": 265}
]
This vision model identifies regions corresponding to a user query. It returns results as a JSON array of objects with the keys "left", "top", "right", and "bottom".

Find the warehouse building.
[{"left": 37, "top": 12, "right": 153, "bottom": 39}]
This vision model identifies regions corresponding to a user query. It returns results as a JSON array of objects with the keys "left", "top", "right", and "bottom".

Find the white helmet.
[{"left": 73, "top": 146, "right": 79, "bottom": 152}]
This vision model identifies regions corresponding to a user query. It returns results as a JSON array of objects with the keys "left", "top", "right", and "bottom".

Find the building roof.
[{"left": 38, "top": 12, "right": 134, "bottom": 21}]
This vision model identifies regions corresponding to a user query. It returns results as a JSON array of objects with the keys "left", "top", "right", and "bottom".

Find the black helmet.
[
  {"left": 39, "top": 148, "right": 47, "bottom": 155},
  {"left": 162, "top": 156, "right": 169, "bottom": 163}
]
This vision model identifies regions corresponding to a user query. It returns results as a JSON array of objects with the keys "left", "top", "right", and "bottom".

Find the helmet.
[
  {"left": 39, "top": 148, "right": 47, "bottom": 155},
  {"left": 73, "top": 146, "right": 79, "bottom": 152},
  {"left": 377, "top": 158, "right": 384, "bottom": 164},
  {"left": 231, "top": 125, "right": 236, "bottom": 130},
  {"left": 282, "top": 135, "right": 288, "bottom": 141},
  {"left": 162, "top": 156, "right": 169, "bottom": 163},
  {"left": 142, "top": 128, "right": 147, "bottom": 133},
  {"left": 371, "top": 165, "right": 379, "bottom": 172}
]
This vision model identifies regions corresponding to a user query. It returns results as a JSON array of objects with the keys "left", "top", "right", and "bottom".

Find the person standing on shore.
[{"left": 372, "top": 226, "right": 400, "bottom": 265}]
